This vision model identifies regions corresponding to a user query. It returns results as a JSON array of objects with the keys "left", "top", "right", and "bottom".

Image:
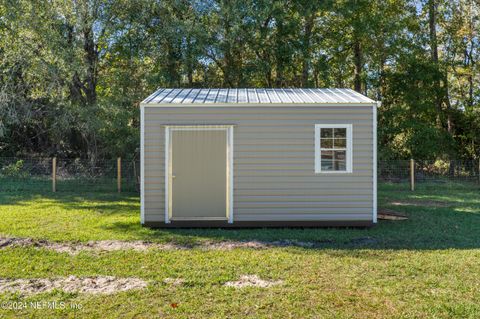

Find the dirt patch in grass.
[
  {"left": 0, "top": 237, "right": 183, "bottom": 254},
  {"left": 224, "top": 275, "right": 283, "bottom": 288},
  {"left": 163, "top": 278, "right": 185, "bottom": 286},
  {"left": 0, "top": 276, "right": 148, "bottom": 295},
  {"left": 206, "top": 239, "right": 333, "bottom": 250},
  {"left": 0, "top": 237, "right": 334, "bottom": 254},
  {"left": 0, "top": 237, "right": 375, "bottom": 254},
  {"left": 390, "top": 200, "right": 451, "bottom": 207}
]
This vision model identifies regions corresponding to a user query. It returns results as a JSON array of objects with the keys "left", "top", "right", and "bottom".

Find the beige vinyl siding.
[{"left": 143, "top": 105, "right": 374, "bottom": 223}]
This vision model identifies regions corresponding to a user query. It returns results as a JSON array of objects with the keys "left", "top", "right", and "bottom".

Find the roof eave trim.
[{"left": 140, "top": 102, "right": 377, "bottom": 107}]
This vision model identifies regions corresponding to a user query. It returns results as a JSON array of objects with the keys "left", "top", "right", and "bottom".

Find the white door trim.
[{"left": 164, "top": 125, "right": 234, "bottom": 223}]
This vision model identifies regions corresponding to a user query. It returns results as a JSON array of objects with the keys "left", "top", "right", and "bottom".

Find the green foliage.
[
  {"left": 0, "top": 160, "right": 28, "bottom": 178},
  {"left": 379, "top": 57, "right": 456, "bottom": 159},
  {"left": 0, "top": 0, "right": 478, "bottom": 160}
]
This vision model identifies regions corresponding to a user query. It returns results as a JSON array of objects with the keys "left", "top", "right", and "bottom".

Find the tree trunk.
[
  {"left": 353, "top": 36, "right": 362, "bottom": 93},
  {"left": 301, "top": 15, "right": 314, "bottom": 87},
  {"left": 275, "top": 20, "right": 285, "bottom": 87},
  {"left": 82, "top": 24, "right": 98, "bottom": 106},
  {"left": 186, "top": 36, "right": 193, "bottom": 86},
  {"left": 164, "top": 33, "right": 182, "bottom": 87},
  {"left": 428, "top": 0, "right": 443, "bottom": 127}
]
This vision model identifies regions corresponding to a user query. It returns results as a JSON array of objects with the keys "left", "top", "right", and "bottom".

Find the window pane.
[
  {"left": 334, "top": 128, "right": 346, "bottom": 138},
  {"left": 335, "top": 160, "right": 346, "bottom": 171},
  {"left": 321, "top": 150, "right": 333, "bottom": 171},
  {"left": 334, "top": 138, "right": 346, "bottom": 148},
  {"left": 321, "top": 160, "right": 333, "bottom": 170},
  {"left": 320, "top": 138, "right": 333, "bottom": 148},
  {"left": 321, "top": 128, "right": 333, "bottom": 138},
  {"left": 334, "top": 150, "right": 346, "bottom": 161},
  {"left": 321, "top": 150, "right": 333, "bottom": 160}
]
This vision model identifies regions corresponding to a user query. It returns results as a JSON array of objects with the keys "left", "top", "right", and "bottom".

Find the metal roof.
[{"left": 141, "top": 88, "right": 375, "bottom": 105}]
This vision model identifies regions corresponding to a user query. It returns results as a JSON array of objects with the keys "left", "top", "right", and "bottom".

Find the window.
[{"left": 315, "top": 124, "right": 352, "bottom": 173}]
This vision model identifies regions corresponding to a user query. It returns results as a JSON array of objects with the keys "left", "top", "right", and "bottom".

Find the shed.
[{"left": 140, "top": 88, "right": 378, "bottom": 227}]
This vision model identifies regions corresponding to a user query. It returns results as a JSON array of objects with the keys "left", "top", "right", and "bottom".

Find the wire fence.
[
  {"left": 0, "top": 158, "right": 478, "bottom": 193},
  {"left": 0, "top": 157, "right": 139, "bottom": 193},
  {"left": 379, "top": 159, "right": 480, "bottom": 190}
]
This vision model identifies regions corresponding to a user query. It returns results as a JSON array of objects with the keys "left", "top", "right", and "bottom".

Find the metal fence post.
[
  {"left": 410, "top": 159, "right": 415, "bottom": 191},
  {"left": 117, "top": 157, "right": 122, "bottom": 193},
  {"left": 52, "top": 157, "right": 57, "bottom": 192},
  {"left": 478, "top": 159, "right": 480, "bottom": 184}
]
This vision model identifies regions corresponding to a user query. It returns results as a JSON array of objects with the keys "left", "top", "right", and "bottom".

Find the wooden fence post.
[
  {"left": 117, "top": 157, "right": 121, "bottom": 193},
  {"left": 410, "top": 159, "right": 415, "bottom": 191},
  {"left": 478, "top": 159, "right": 480, "bottom": 184},
  {"left": 52, "top": 157, "right": 57, "bottom": 192}
]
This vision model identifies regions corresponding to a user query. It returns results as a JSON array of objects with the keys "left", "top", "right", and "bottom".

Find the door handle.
[{"left": 172, "top": 175, "right": 176, "bottom": 179}]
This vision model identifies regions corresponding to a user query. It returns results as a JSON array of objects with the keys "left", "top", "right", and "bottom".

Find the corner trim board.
[
  {"left": 140, "top": 105, "right": 145, "bottom": 224},
  {"left": 373, "top": 102, "right": 379, "bottom": 223}
]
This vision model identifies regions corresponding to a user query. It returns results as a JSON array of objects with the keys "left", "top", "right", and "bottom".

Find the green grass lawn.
[{"left": 0, "top": 183, "right": 479, "bottom": 318}]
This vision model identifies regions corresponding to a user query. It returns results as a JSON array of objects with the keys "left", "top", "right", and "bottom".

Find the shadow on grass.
[
  {"left": 0, "top": 191, "right": 139, "bottom": 216},
  {"left": 1, "top": 184, "right": 479, "bottom": 250}
]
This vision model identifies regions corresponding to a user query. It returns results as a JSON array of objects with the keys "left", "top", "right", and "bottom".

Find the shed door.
[{"left": 171, "top": 130, "right": 227, "bottom": 220}]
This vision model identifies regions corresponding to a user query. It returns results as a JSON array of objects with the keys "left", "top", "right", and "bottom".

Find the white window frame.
[{"left": 315, "top": 124, "right": 353, "bottom": 174}]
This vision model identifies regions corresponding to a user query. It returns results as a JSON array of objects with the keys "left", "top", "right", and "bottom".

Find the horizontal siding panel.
[
  {"left": 234, "top": 141, "right": 373, "bottom": 146},
  {"left": 144, "top": 214, "right": 164, "bottom": 222},
  {"left": 145, "top": 203, "right": 164, "bottom": 209},
  {"left": 144, "top": 153, "right": 162, "bottom": 158},
  {"left": 235, "top": 214, "right": 372, "bottom": 221},
  {"left": 236, "top": 195, "right": 372, "bottom": 201},
  {"left": 145, "top": 205, "right": 164, "bottom": 211},
  {"left": 145, "top": 194, "right": 164, "bottom": 199},
  {"left": 235, "top": 189, "right": 373, "bottom": 196},
  {"left": 234, "top": 151, "right": 372, "bottom": 158},
  {"left": 235, "top": 171, "right": 372, "bottom": 177},
  {"left": 145, "top": 120, "right": 372, "bottom": 132},
  {"left": 235, "top": 165, "right": 372, "bottom": 171},
  {"left": 144, "top": 113, "right": 373, "bottom": 120},
  {"left": 235, "top": 207, "right": 372, "bottom": 214},
  {"left": 145, "top": 117, "right": 372, "bottom": 124},
  {"left": 234, "top": 158, "right": 372, "bottom": 164},
  {"left": 232, "top": 145, "right": 371, "bottom": 152},
  {"left": 235, "top": 183, "right": 372, "bottom": 189},
  {"left": 235, "top": 202, "right": 372, "bottom": 208},
  {"left": 143, "top": 185, "right": 163, "bottom": 191}
]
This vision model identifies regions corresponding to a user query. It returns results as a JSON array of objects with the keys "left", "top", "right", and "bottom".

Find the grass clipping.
[{"left": 0, "top": 276, "right": 148, "bottom": 295}]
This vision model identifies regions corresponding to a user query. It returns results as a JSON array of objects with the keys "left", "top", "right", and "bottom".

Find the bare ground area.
[
  {"left": 0, "top": 237, "right": 348, "bottom": 254},
  {"left": 224, "top": 275, "right": 283, "bottom": 288},
  {"left": 0, "top": 276, "right": 148, "bottom": 295}
]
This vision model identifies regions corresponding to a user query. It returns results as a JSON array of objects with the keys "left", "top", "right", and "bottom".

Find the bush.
[{"left": 1, "top": 160, "right": 28, "bottom": 178}]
